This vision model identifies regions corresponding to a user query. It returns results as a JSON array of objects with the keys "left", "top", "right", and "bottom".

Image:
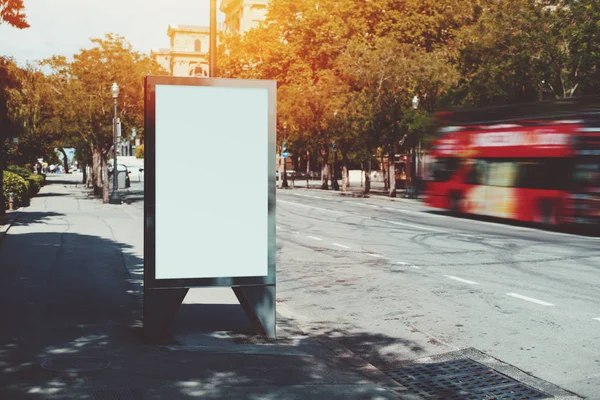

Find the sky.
[{"left": 0, "top": 0, "right": 226, "bottom": 65}]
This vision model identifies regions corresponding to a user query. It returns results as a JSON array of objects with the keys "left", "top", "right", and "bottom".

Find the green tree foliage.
[{"left": 43, "top": 33, "right": 168, "bottom": 202}]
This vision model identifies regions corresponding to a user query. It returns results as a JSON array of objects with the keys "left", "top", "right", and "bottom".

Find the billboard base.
[
  {"left": 143, "top": 285, "right": 276, "bottom": 343},
  {"left": 143, "top": 288, "right": 189, "bottom": 344},
  {"left": 233, "top": 285, "right": 276, "bottom": 338}
]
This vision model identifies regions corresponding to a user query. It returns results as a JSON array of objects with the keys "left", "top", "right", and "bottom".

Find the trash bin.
[{"left": 109, "top": 164, "right": 130, "bottom": 189}]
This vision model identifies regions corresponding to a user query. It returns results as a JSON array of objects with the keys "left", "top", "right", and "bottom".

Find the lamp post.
[{"left": 109, "top": 82, "right": 121, "bottom": 205}]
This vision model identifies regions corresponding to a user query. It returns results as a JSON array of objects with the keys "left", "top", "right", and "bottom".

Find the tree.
[
  {"left": 0, "top": 0, "right": 29, "bottom": 28},
  {"left": 43, "top": 34, "right": 167, "bottom": 202}
]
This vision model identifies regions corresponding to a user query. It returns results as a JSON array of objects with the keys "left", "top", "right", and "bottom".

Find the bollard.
[{"left": 8, "top": 192, "right": 14, "bottom": 211}]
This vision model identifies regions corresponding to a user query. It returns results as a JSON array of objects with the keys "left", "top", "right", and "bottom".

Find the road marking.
[
  {"left": 279, "top": 200, "right": 351, "bottom": 216},
  {"left": 445, "top": 275, "right": 478, "bottom": 285},
  {"left": 276, "top": 225, "right": 281, "bottom": 229},
  {"left": 506, "top": 293, "right": 554, "bottom": 306},
  {"left": 280, "top": 200, "right": 448, "bottom": 233},
  {"left": 369, "top": 205, "right": 380, "bottom": 208},
  {"left": 397, "top": 262, "right": 420, "bottom": 269},
  {"left": 332, "top": 243, "right": 350, "bottom": 249},
  {"left": 593, "top": 318, "right": 600, "bottom": 322},
  {"left": 290, "top": 193, "right": 330, "bottom": 201},
  {"left": 384, "top": 207, "right": 395, "bottom": 211},
  {"left": 366, "top": 253, "right": 385, "bottom": 258},
  {"left": 291, "top": 231, "right": 299, "bottom": 234},
  {"left": 378, "top": 219, "right": 445, "bottom": 233},
  {"left": 307, "top": 236, "right": 322, "bottom": 241}
]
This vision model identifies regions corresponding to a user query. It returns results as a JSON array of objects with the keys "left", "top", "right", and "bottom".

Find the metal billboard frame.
[{"left": 143, "top": 75, "right": 277, "bottom": 341}]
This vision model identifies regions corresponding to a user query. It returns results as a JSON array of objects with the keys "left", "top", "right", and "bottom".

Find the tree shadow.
[
  {"left": 0, "top": 231, "right": 423, "bottom": 400},
  {"left": 34, "top": 193, "right": 69, "bottom": 198},
  {"left": 10, "top": 211, "right": 66, "bottom": 227}
]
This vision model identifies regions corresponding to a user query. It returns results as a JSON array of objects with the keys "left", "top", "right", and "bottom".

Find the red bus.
[{"left": 425, "top": 98, "right": 600, "bottom": 228}]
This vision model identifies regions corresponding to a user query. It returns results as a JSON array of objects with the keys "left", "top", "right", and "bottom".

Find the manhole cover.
[
  {"left": 385, "top": 358, "right": 551, "bottom": 399},
  {"left": 41, "top": 356, "right": 111, "bottom": 373},
  {"left": 93, "top": 388, "right": 144, "bottom": 400}
]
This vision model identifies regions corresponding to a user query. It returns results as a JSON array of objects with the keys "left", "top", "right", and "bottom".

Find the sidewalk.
[{"left": 0, "top": 174, "right": 412, "bottom": 400}]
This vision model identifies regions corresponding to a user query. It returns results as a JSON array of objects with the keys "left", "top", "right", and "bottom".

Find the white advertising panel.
[{"left": 154, "top": 84, "right": 269, "bottom": 280}]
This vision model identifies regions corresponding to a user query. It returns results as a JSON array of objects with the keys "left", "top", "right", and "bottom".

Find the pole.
[
  {"left": 209, "top": 0, "right": 217, "bottom": 78},
  {"left": 282, "top": 127, "right": 288, "bottom": 188},
  {"left": 109, "top": 98, "right": 120, "bottom": 204}
]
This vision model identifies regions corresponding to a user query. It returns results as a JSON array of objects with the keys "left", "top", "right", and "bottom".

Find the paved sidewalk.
[{"left": 0, "top": 174, "right": 412, "bottom": 400}]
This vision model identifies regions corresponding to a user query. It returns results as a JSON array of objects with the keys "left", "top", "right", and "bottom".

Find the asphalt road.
[{"left": 275, "top": 190, "right": 600, "bottom": 399}]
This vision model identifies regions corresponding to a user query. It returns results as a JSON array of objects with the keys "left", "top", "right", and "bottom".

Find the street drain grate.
[
  {"left": 93, "top": 388, "right": 144, "bottom": 400},
  {"left": 385, "top": 358, "right": 551, "bottom": 399},
  {"left": 41, "top": 356, "right": 111, "bottom": 373}
]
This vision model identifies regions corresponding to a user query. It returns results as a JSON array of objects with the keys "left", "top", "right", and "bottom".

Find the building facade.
[
  {"left": 220, "top": 0, "right": 270, "bottom": 35},
  {"left": 151, "top": 24, "right": 212, "bottom": 77}
]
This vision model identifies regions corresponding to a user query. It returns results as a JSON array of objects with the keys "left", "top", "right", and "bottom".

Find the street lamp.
[{"left": 109, "top": 82, "right": 121, "bottom": 205}]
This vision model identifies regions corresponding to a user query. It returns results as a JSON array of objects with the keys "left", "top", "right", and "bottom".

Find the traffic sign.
[{"left": 282, "top": 151, "right": 289, "bottom": 158}]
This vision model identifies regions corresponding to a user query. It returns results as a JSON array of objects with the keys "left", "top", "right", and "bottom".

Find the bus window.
[
  {"left": 467, "top": 159, "right": 488, "bottom": 185},
  {"left": 431, "top": 158, "right": 459, "bottom": 182},
  {"left": 487, "top": 161, "right": 518, "bottom": 187}
]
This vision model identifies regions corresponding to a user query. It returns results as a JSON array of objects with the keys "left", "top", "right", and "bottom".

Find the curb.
[
  {"left": 277, "top": 305, "right": 410, "bottom": 398},
  {"left": 0, "top": 212, "right": 18, "bottom": 247}
]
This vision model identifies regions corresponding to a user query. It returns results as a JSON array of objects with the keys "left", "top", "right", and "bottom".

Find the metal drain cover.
[
  {"left": 385, "top": 358, "right": 551, "bottom": 399},
  {"left": 41, "top": 356, "right": 111, "bottom": 373}
]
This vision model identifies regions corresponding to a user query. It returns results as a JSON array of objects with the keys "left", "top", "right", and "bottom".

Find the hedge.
[
  {"left": 135, "top": 144, "right": 144, "bottom": 159},
  {"left": 3, "top": 171, "right": 29, "bottom": 209},
  {"left": 7, "top": 165, "right": 32, "bottom": 179}
]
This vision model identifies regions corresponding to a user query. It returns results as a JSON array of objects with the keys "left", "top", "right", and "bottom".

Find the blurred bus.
[{"left": 425, "top": 96, "right": 600, "bottom": 228}]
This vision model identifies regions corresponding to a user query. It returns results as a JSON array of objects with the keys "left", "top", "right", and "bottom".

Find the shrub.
[
  {"left": 135, "top": 144, "right": 144, "bottom": 159},
  {"left": 3, "top": 171, "right": 30, "bottom": 209},
  {"left": 27, "top": 174, "right": 45, "bottom": 196},
  {"left": 7, "top": 164, "right": 32, "bottom": 179}
]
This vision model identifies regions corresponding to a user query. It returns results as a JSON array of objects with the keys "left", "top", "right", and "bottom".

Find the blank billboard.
[{"left": 152, "top": 82, "right": 272, "bottom": 281}]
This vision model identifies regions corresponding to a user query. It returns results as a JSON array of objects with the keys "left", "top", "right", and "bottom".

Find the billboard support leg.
[
  {"left": 233, "top": 285, "right": 276, "bottom": 338},
  {"left": 143, "top": 288, "right": 189, "bottom": 343}
]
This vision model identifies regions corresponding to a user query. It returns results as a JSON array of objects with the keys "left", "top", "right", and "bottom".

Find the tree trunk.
[
  {"left": 101, "top": 154, "right": 110, "bottom": 204},
  {"left": 306, "top": 150, "right": 310, "bottom": 189},
  {"left": 381, "top": 152, "right": 388, "bottom": 191},
  {"left": 388, "top": 145, "right": 396, "bottom": 197},
  {"left": 60, "top": 148, "right": 70, "bottom": 174},
  {"left": 363, "top": 159, "right": 370, "bottom": 195},
  {"left": 341, "top": 151, "right": 348, "bottom": 192},
  {"left": 331, "top": 150, "right": 339, "bottom": 191},
  {"left": 82, "top": 163, "right": 87, "bottom": 184},
  {"left": 92, "top": 145, "right": 102, "bottom": 195},
  {"left": 321, "top": 148, "right": 329, "bottom": 190}
]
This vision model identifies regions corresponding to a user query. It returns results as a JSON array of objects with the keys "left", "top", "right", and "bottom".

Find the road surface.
[{"left": 275, "top": 189, "right": 600, "bottom": 398}]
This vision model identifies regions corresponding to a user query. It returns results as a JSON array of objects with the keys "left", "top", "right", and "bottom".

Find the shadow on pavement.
[
  {"left": 0, "top": 231, "right": 420, "bottom": 399},
  {"left": 34, "top": 193, "right": 69, "bottom": 198},
  {"left": 11, "top": 211, "right": 66, "bottom": 227}
]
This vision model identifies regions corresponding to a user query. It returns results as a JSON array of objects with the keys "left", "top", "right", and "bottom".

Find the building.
[
  {"left": 151, "top": 24, "right": 212, "bottom": 77},
  {"left": 220, "top": 0, "right": 270, "bottom": 35}
]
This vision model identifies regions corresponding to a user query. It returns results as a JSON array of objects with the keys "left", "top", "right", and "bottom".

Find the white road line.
[
  {"left": 290, "top": 193, "right": 330, "bottom": 201},
  {"left": 332, "top": 243, "right": 350, "bottom": 249},
  {"left": 445, "top": 275, "right": 479, "bottom": 285},
  {"left": 506, "top": 293, "right": 555, "bottom": 306},
  {"left": 369, "top": 205, "right": 380, "bottom": 208},
  {"left": 307, "top": 236, "right": 323, "bottom": 241},
  {"left": 378, "top": 219, "right": 445, "bottom": 233},
  {"left": 278, "top": 200, "right": 351, "bottom": 216},
  {"left": 397, "top": 262, "right": 421, "bottom": 269},
  {"left": 366, "top": 253, "right": 385, "bottom": 258},
  {"left": 291, "top": 231, "right": 299, "bottom": 234},
  {"left": 280, "top": 200, "right": 447, "bottom": 233},
  {"left": 593, "top": 318, "right": 600, "bottom": 322}
]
